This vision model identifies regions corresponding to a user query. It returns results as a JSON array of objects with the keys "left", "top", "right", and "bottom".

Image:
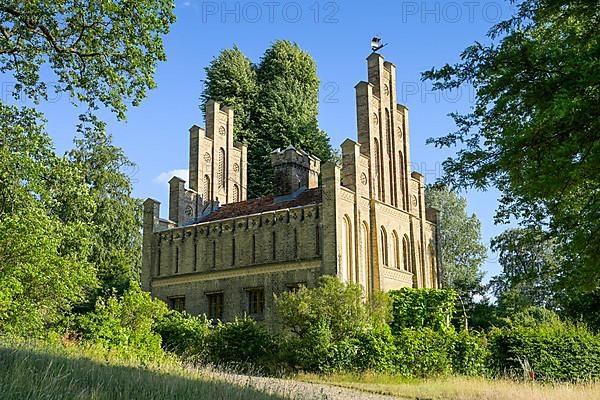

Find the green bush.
[
  {"left": 204, "top": 318, "right": 278, "bottom": 371},
  {"left": 488, "top": 323, "right": 600, "bottom": 381},
  {"left": 393, "top": 328, "right": 454, "bottom": 377},
  {"left": 388, "top": 288, "right": 456, "bottom": 333},
  {"left": 154, "top": 311, "right": 211, "bottom": 357},
  {"left": 451, "top": 329, "right": 489, "bottom": 376},
  {"left": 74, "top": 282, "right": 168, "bottom": 362}
]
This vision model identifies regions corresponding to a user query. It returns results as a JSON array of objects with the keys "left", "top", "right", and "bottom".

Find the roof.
[{"left": 198, "top": 187, "right": 322, "bottom": 223}]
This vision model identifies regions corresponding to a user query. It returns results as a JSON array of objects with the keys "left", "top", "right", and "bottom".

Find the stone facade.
[{"left": 142, "top": 53, "right": 442, "bottom": 328}]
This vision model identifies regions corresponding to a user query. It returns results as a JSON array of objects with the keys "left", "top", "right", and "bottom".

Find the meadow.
[
  {"left": 298, "top": 372, "right": 600, "bottom": 400},
  {"left": 0, "top": 342, "right": 282, "bottom": 400}
]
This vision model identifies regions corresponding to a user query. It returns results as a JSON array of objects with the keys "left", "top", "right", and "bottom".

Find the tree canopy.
[
  {"left": 424, "top": 185, "right": 487, "bottom": 306},
  {"left": 423, "top": 0, "right": 599, "bottom": 293},
  {"left": 201, "top": 40, "right": 333, "bottom": 197},
  {"left": 490, "top": 228, "right": 561, "bottom": 315},
  {"left": 0, "top": 1, "right": 175, "bottom": 119}
]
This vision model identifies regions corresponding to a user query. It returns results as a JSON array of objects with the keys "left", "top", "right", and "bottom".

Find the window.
[
  {"left": 169, "top": 296, "right": 185, "bottom": 312},
  {"left": 207, "top": 292, "right": 224, "bottom": 321},
  {"left": 232, "top": 184, "right": 240, "bottom": 202},
  {"left": 231, "top": 237, "right": 236, "bottom": 266},
  {"left": 247, "top": 288, "right": 265, "bottom": 317},
  {"left": 428, "top": 244, "right": 437, "bottom": 288},
  {"left": 203, "top": 175, "right": 211, "bottom": 202},
  {"left": 403, "top": 235, "right": 411, "bottom": 272},
  {"left": 218, "top": 148, "right": 226, "bottom": 189},
  {"left": 252, "top": 234, "right": 256, "bottom": 263},
  {"left": 174, "top": 246, "right": 179, "bottom": 274},
  {"left": 380, "top": 226, "right": 388, "bottom": 266},
  {"left": 342, "top": 215, "right": 353, "bottom": 282},
  {"left": 374, "top": 138, "right": 382, "bottom": 200},
  {"left": 392, "top": 231, "right": 400, "bottom": 270}
]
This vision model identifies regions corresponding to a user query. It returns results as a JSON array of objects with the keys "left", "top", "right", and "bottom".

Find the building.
[{"left": 141, "top": 53, "right": 442, "bottom": 327}]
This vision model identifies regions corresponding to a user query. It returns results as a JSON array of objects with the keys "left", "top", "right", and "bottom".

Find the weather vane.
[{"left": 371, "top": 36, "right": 387, "bottom": 53}]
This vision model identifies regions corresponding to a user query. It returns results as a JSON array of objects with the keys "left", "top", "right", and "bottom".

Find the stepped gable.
[{"left": 198, "top": 187, "right": 322, "bottom": 223}]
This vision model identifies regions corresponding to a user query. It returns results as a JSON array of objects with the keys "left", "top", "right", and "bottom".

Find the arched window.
[
  {"left": 392, "top": 231, "right": 400, "bottom": 270},
  {"left": 341, "top": 215, "right": 353, "bottom": 282},
  {"left": 373, "top": 138, "right": 382, "bottom": 200},
  {"left": 386, "top": 108, "right": 396, "bottom": 207},
  {"left": 232, "top": 184, "right": 240, "bottom": 202},
  {"left": 428, "top": 244, "right": 437, "bottom": 288},
  {"left": 361, "top": 222, "right": 370, "bottom": 290},
  {"left": 403, "top": 235, "right": 411, "bottom": 272},
  {"left": 217, "top": 148, "right": 225, "bottom": 189},
  {"left": 385, "top": 109, "right": 392, "bottom": 156},
  {"left": 417, "top": 241, "right": 424, "bottom": 285},
  {"left": 380, "top": 226, "right": 388, "bottom": 266},
  {"left": 398, "top": 151, "right": 405, "bottom": 210},
  {"left": 203, "top": 175, "right": 211, "bottom": 202}
]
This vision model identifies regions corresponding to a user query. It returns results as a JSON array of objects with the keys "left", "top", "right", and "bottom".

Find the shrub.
[
  {"left": 488, "top": 323, "right": 600, "bottom": 381},
  {"left": 274, "top": 277, "right": 390, "bottom": 341},
  {"left": 393, "top": 328, "right": 454, "bottom": 377},
  {"left": 74, "top": 282, "right": 168, "bottom": 362},
  {"left": 388, "top": 288, "right": 456, "bottom": 333},
  {"left": 451, "top": 329, "right": 489, "bottom": 376},
  {"left": 154, "top": 311, "right": 211, "bottom": 357},
  {"left": 204, "top": 318, "right": 278, "bottom": 371}
]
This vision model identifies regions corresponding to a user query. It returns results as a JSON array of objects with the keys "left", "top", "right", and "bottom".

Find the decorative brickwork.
[{"left": 142, "top": 54, "right": 442, "bottom": 328}]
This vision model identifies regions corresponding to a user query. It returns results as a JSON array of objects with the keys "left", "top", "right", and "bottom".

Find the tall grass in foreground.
[
  {"left": 0, "top": 342, "right": 283, "bottom": 400},
  {"left": 298, "top": 372, "right": 600, "bottom": 400}
]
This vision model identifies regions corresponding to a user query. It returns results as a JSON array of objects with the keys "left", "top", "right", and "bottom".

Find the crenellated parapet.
[{"left": 149, "top": 202, "right": 322, "bottom": 278}]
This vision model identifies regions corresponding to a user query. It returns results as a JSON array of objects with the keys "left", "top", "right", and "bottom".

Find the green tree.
[
  {"left": 202, "top": 41, "right": 333, "bottom": 197},
  {"left": 201, "top": 46, "right": 257, "bottom": 144},
  {"left": 423, "top": 0, "right": 600, "bottom": 294},
  {"left": 68, "top": 118, "right": 143, "bottom": 297},
  {"left": 0, "top": 1, "right": 175, "bottom": 119},
  {"left": 0, "top": 104, "right": 97, "bottom": 335},
  {"left": 274, "top": 277, "right": 390, "bottom": 340},
  {"left": 490, "top": 228, "right": 561, "bottom": 315},
  {"left": 424, "top": 185, "right": 487, "bottom": 306}
]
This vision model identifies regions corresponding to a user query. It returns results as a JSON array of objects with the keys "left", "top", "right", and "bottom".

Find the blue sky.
[{"left": 6, "top": 0, "right": 519, "bottom": 281}]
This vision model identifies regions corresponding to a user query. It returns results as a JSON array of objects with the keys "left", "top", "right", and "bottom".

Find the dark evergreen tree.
[{"left": 202, "top": 40, "right": 333, "bottom": 197}]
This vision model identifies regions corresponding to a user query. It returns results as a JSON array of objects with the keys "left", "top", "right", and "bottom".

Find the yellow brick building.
[{"left": 142, "top": 53, "right": 441, "bottom": 327}]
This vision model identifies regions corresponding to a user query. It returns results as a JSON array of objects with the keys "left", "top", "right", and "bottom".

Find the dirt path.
[{"left": 206, "top": 370, "right": 397, "bottom": 400}]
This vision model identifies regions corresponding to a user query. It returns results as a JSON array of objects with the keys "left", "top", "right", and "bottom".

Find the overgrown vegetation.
[{"left": 201, "top": 41, "right": 333, "bottom": 197}]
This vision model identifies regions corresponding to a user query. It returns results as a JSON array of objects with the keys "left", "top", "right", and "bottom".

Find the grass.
[
  {"left": 0, "top": 342, "right": 284, "bottom": 400},
  {"left": 297, "top": 372, "right": 600, "bottom": 400}
]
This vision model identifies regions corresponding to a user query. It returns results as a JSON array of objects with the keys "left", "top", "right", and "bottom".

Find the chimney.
[{"left": 271, "top": 145, "right": 320, "bottom": 196}]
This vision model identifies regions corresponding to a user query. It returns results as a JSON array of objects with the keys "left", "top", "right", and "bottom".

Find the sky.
[{"left": 5, "top": 0, "right": 519, "bottom": 281}]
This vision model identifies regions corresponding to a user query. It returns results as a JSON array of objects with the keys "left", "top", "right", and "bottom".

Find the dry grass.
[
  {"left": 298, "top": 372, "right": 600, "bottom": 400},
  {"left": 0, "top": 341, "right": 284, "bottom": 400}
]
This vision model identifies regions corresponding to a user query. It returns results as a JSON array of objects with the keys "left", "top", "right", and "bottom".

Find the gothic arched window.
[
  {"left": 392, "top": 231, "right": 400, "bottom": 270},
  {"left": 380, "top": 226, "right": 388, "bottom": 266},
  {"left": 203, "top": 175, "right": 211, "bottom": 202},
  {"left": 403, "top": 235, "right": 411, "bottom": 272},
  {"left": 218, "top": 148, "right": 225, "bottom": 189},
  {"left": 341, "top": 215, "right": 353, "bottom": 282},
  {"left": 232, "top": 184, "right": 240, "bottom": 202}
]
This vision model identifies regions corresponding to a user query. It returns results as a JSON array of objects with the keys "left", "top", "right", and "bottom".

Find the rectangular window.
[
  {"left": 247, "top": 288, "right": 265, "bottom": 317},
  {"left": 207, "top": 292, "right": 224, "bottom": 321},
  {"left": 168, "top": 296, "right": 185, "bottom": 312}
]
